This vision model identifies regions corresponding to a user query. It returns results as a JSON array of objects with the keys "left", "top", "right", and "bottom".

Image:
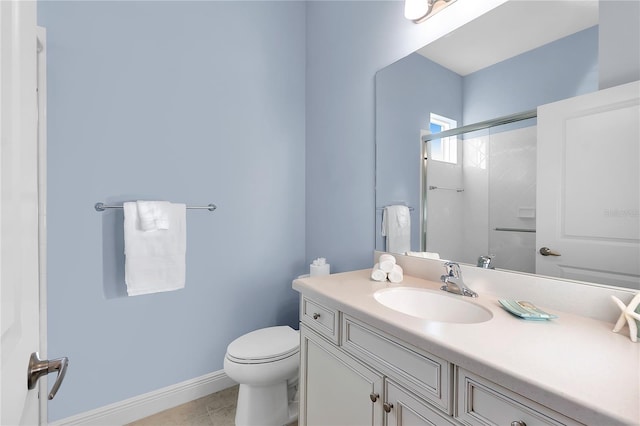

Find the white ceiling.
[{"left": 416, "top": 0, "right": 599, "bottom": 76}]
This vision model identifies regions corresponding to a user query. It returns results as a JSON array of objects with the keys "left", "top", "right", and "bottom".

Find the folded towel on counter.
[
  {"left": 382, "top": 205, "right": 411, "bottom": 254},
  {"left": 371, "top": 263, "right": 387, "bottom": 282},
  {"left": 405, "top": 251, "right": 440, "bottom": 260},
  {"left": 137, "top": 200, "right": 171, "bottom": 232},
  {"left": 378, "top": 253, "right": 396, "bottom": 273},
  {"left": 124, "top": 201, "right": 186, "bottom": 296},
  {"left": 388, "top": 264, "right": 404, "bottom": 283}
]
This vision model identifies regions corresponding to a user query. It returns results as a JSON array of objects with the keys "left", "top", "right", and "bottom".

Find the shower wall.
[
  {"left": 460, "top": 133, "right": 489, "bottom": 265},
  {"left": 424, "top": 148, "right": 464, "bottom": 259},
  {"left": 428, "top": 124, "right": 536, "bottom": 271},
  {"left": 460, "top": 126, "right": 536, "bottom": 273},
  {"left": 488, "top": 125, "right": 537, "bottom": 272}
]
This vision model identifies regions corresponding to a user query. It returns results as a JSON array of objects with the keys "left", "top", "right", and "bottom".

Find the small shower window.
[{"left": 429, "top": 113, "right": 458, "bottom": 164}]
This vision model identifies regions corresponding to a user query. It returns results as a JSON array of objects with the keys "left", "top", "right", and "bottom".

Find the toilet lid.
[{"left": 226, "top": 326, "right": 299, "bottom": 363}]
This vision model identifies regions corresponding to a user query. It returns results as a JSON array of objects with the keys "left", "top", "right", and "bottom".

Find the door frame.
[
  {"left": 0, "top": 2, "right": 45, "bottom": 423},
  {"left": 37, "top": 24, "right": 49, "bottom": 425}
]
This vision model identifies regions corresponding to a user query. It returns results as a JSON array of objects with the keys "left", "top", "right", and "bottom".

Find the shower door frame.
[{"left": 420, "top": 109, "right": 537, "bottom": 252}]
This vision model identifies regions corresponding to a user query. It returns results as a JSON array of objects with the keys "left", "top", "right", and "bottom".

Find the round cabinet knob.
[
  {"left": 511, "top": 422, "right": 527, "bottom": 426},
  {"left": 369, "top": 392, "right": 379, "bottom": 402},
  {"left": 383, "top": 402, "right": 393, "bottom": 413},
  {"left": 313, "top": 313, "right": 321, "bottom": 320}
]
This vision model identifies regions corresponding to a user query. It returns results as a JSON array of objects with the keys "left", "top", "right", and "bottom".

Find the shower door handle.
[{"left": 27, "top": 352, "right": 69, "bottom": 400}]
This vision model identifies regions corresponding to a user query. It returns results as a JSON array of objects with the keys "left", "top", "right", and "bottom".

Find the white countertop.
[{"left": 293, "top": 270, "right": 640, "bottom": 426}]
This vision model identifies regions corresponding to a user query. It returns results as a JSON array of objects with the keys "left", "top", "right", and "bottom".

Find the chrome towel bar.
[
  {"left": 428, "top": 185, "right": 464, "bottom": 192},
  {"left": 494, "top": 227, "right": 536, "bottom": 233},
  {"left": 94, "top": 202, "right": 217, "bottom": 212}
]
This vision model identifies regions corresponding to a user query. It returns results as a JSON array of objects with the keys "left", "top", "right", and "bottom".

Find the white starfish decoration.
[{"left": 611, "top": 292, "right": 640, "bottom": 342}]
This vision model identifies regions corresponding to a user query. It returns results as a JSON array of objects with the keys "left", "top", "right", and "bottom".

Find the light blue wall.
[
  {"left": 38, "top": 1, "right": 305, "bottom": 421},
  {"left": 40, "top": 0, "right": 637, "bottom": 421},
  {"left": 375, "top": 53, "right": 463, "bottom": 251},
  {"left": 39, "top": 0, "right": 438, "bottom": 420},
  {"left": 305, "top": 1, "right": 430, "bottom": 271},
  {"left": 463, "top": 26, "right": 599, "bottom": 124},
  {"left": 599, "top": 0, "right": 640, "bottom": 89}
]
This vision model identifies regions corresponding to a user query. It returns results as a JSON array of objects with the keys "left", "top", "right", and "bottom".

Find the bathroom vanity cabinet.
[
  {"left": 300, "top": 314, "right": 455, "bottom": 425},
  {"left": 294, "top": 268, "right": 639, "bottom": 426},
  {"left": 299, "top": 296, "right": 579, "bottom": 426}
]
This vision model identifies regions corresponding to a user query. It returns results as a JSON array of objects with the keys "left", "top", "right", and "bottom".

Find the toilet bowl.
[{"left": 223, "top": 326, "right": 299, "bottom": 426}]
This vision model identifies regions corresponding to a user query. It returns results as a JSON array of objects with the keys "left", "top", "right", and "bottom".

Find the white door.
[
  {"left": 536, "top": 80, "right": 640, "bottom": 288},
  {"left": 1, "top": 2, "right": 49, "bottom": 424}
]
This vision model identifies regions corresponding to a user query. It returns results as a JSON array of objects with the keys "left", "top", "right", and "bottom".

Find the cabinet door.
[
  {"left": 342, "top": 315, "right": 452, "bottom": 414},
  {"left": 300, "top": 324, "right": 383, "bottom": 426},
  {"left": 385, "top": 379, "right": 456, "bottom": 426}
]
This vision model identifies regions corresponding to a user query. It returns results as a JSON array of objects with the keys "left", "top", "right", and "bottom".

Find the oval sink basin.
[{"left": 373, "top": 287, "right": 493, "bottom": 324}]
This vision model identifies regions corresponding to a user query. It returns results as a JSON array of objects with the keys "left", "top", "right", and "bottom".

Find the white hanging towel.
[
  {"left": 382, "top": 205, "right": 411, "bottom": 254},
  {"left": 123, "top": 201, "right": 186, "bottom": 296},
  {"left": 136, "top": 200, "right": 170, "bottom": 231}
]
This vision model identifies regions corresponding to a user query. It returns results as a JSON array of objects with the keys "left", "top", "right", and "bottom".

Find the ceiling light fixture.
[{"left": 405, "top": 0, "right": 457, "bottom": 24}]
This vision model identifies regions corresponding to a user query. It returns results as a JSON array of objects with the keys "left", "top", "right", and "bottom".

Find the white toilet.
[{"left": 223, "top": 326, "right": 300, "bottom": 426}]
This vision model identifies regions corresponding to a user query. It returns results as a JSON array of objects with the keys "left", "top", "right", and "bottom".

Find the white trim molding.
[
  {"left": 50, "top": 370, "right": 236, "bottom": 426},
  {"left": 36, "top": 24, "right": 49, "bottom": 425}
]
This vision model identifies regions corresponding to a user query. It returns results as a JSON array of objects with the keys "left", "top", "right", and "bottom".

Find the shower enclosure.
[{"left": 422, "top": 111, "right": 537, "bottom": 273}]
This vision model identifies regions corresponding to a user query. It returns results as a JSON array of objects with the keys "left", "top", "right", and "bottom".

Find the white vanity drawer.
[
  {"left": 300, "top": 296, "right": 340, "bottom": 344},
  {"left": 456, "top": 368, "right": 584, "bottom": 426},
  {"left": 341, "top": 314, "right": 452, "bottom": 414}
]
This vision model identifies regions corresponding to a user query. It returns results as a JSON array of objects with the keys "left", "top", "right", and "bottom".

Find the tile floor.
[
  {"left": 127, "top": 386, "right": 239, "bottom": 426},
  {"left": 127, "top": 386, "right": 298, "bottom": 426}
]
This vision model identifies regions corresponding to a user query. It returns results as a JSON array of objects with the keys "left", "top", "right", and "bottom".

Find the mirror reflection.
[
  {"left": 375, "top": 0, "right": 639, "bottom": 289},
  {"left": 423, "top": 115, "right": 538, "bottom": 273}
]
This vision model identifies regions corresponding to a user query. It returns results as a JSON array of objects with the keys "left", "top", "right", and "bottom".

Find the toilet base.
[{"left": 235, "top": 382, "right": 298, "bottom": 426}]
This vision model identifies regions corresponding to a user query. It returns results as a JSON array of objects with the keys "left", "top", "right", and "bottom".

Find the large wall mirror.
[{"left": 375, "top": 0, "right": 640, "bottom": 289}]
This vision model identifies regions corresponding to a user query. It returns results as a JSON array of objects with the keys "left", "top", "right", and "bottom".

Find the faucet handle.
[
  {"left": 477, "top": 255, "right": 495, "bottom": 269},
  {"left": 444, "top": 262, "right": 460, "bottom": 277}
]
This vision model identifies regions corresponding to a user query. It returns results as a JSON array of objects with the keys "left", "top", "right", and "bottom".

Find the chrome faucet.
[
  {"left": 477, "top": 255, "right": 495, "bottom": 269},
  {"left": 440, "top": 262, "right": 478, "bottom": 297}
]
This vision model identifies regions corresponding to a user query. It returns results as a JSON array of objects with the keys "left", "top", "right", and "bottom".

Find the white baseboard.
[{"left": 50, "top": 370, "right": 236, "bottom": 426}]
